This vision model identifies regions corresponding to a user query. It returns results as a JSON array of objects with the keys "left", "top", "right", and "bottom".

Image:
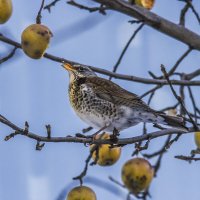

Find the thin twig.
[
  {"left": 143, "top": 135, "right": 172, "bottom": 159},
  {"left": 67, "top": 1, "right": 108, "bottom": 15},
  {"left": 175, "top": 155, "right": 200, "bottom": 161},
  {"left": 0, "top": 47, "right": 17, "bottom": 64},
  {"left": 187, "top": 86, "right": 198, "bottom": 123},
  {"left": 109, "top": 176, "right": 125, "bottom": 188},
  {"left": 167, "top": 47, "right": 193, "bottom": 76},
  {"left": 161, "top": 65, "right": 198, "bottom": 129},
  {"left": 73, "top": 133, "right": 105, "bottom": 185},
  {"left": 44, "top": 0, "right": 61, "bottom": 12},
  {"left": 186, "top": 0, "right": 200, "bottom": 25},
  {"left": 179, "top": 2, "right": 190, "bottom": 26},
  {"left": 140, "top": 85, "right": 162, "bottom": 99},
  {"left": 109, "top": 23, "right": 144, "bottom": 80},
  {"left": 92, "top": 0, "right": 200, "bottom": 50},
  {"left": 36, "top": 0, "right": 45, "bottom": 24}
]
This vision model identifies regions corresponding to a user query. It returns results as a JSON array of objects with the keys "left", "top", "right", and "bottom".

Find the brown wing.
[{"left": 85, "top": 77, "right": 152, "bottom": 111}]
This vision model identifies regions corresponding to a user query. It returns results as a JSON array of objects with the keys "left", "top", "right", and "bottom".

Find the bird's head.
[{"left": 62, "top": 63, "right": 96, "bottom": 83}]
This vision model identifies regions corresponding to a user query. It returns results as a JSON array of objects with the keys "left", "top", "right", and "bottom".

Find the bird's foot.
[
  {"left": 76, "top": 126, "right": 107, "bottom": 140},
  {"left": 110, "top": 128, "right": 120, "bottom": 143}
]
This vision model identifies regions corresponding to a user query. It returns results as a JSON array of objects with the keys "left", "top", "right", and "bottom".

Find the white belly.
[{"left": 75, "top": 106, "right": 140, "bottom": 132}]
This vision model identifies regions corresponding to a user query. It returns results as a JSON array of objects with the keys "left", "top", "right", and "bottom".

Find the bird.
[{"left": 62, "top": 63, "right": 185, "bottom": 133}]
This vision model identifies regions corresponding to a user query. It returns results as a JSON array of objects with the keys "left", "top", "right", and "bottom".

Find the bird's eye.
[{"left": 79, "top": 67, "right": 85, "bottom": 72}]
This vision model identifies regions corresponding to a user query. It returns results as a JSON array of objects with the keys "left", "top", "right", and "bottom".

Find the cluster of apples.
[{"left": 67, "top": 133, "right": 154, "bottom": 200}]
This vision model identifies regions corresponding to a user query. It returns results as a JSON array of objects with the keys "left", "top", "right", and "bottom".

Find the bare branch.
[
  {"left": 186, "top": 0, "right": 200, "bottom": 25},
  {"left": 109, "top": 23, "right": 144, "bottom": 80},
  {"left": 44, "top": 0, "right": 61, "bottom": 12},
  {"left": 91, "top": 0, "right": 200, "bottom": 50},
  {"left": 0, "top": 47, "right": 17, "bottom": 64},
  {"left": 67, "top": 1, "right": 108, "bottom": 15},
  {"left": 175, "top": 155, "right": 200, "bottom": 161},
  {"left": 0, "top": 34, "right": 200, "bottom": 86},
  {"left": 161, "top": 65, "right": 198, "bottom": 129},
  {"left": 0, "top": 113, "right": 199, "bottom": 145},
  {"left": 73, "top": 133, "right": 105, "bottom": 185},
  {"left": 179, "top": 2, "right": 190, "bottom": 26},
  {"left": 36, "top": 0, "right": 45, "bottom": 24},
  {"left": 167, "top": 47, "right": 193, "bottom": 76}
]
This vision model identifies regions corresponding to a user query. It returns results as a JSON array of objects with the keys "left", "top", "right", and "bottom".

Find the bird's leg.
[
  {"left": 110, "top": 127, "right": 120, "bottom": 143},
  {"left": 76, "top": 126, "right": 107, "bottom": 139},
  {"left": 90, "top": 126, "right": 107, "bottom": 138},
  {"left": 82, "top": 126, "right": 93, "bottom": 134}
]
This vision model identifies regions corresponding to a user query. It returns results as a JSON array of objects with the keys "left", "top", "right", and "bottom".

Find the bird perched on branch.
[{"left": 62, "top": 63, "right": 185, "bottom": 132}]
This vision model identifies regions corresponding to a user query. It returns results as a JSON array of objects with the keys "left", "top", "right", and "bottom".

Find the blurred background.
[{"left": 0, "top": 0, "right": 200, "bottom": 200}]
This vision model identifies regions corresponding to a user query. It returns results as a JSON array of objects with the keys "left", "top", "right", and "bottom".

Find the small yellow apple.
[
  {"left": 21, "top": 24, "right": 53, "bottom": 59},
  {"left": 121, "top": 158, "right": 154, "bottom": 194},
  {"left": 0, "top": 0, "right": 12, "bottom": 24},
  {"left": 90, "top": 133, "right": 121, "bottom": 166},
  {"left": 129, "top": 0, "right": 155, "bottom": 10},
  {"left": 66, "top": 186, "right": 96, "bottom": 200},
  {"left": 194, "top": 132, "right": 200, "bottom": 149}
]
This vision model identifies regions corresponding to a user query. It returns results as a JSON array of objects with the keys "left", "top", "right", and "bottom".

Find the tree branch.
[
  {"left": 36, "top": 0, "right": 45, "bottom": 24},
  {"left": 44, "top": 0, "right": 61, "bottom": 12},
  {"left": 67, "top": 0, "right": 108, "bottom": 15},
  {"left": 1, "top": 34, "right": 200, "bottom": 86},
  {"left": 0, "top": 47, "right": 17, "bottom": 64},
  {"left": 109, "top": 23, "right": 144, "bottom": 80},
  {"left": 91, "top": 0, "right": 200, "bottom": 50},
  {"left": 0, "top": 113, "right": 199, "bottom": 145}
]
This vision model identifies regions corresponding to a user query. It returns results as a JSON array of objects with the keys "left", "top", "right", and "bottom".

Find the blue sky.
[{"left": 0, "top": 0, "right": 200, "bottom": 200}]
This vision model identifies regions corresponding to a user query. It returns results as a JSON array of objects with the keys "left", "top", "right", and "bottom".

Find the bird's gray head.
[{"left": 62, "top": 63, "right": 97, "bottom": 83}]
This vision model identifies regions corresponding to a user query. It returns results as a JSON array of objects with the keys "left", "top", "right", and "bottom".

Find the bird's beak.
[{"left": 62, "top": 63, "right": 76, "bottom": 72}]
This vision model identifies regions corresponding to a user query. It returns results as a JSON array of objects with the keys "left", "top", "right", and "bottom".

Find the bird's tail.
[{"left": 158, "top": 113, "right": 187, "bottom": 131}]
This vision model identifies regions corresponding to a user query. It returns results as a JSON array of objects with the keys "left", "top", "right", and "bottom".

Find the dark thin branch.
[
  {"left": 143, "top": 135, "right": 172, "bottom": 159},
  {"left": 179, "top": 75, "right": 185, "bottom": 116},
  {"left": 175, "top": 155, "right": 200, "bottom": 161},
  {"left": 161, "top": 65, "right": 198, "bottom": 129},
  {"left": 0, "top": 113, "right": 198, "bottom": 145},
  {"left": 109, "top": 176, "right": 125, "bottom": 188},
  {"left": 140, "top": 85, "right": 162, "bottom": 99},
  {"left": 36, "top": 0, "right": 45, "bottom": 24},
  {"left": 109, "top": 23, "right": 144, "bottom": 80},
  {"left": 179, "top": 2, "right": 190, "bottom": 26},
  {"left": 166, "top": 133, "right": 182, "bottom": 149},
  {"left": 186, "top": 0, "right": 200, "bottom": 25},
  {"left": 0, "top": 47, "right": 17, "bottom": 64},
  {"left": 92, "top": 0, "right": 200, "bottom": 50},
  {"left": 46, "top": 124, "right": 51, "bottom": 139},
  {"left": 73, "top": 149, "right": 93, "bottom": 185},
  {"left": 44, "top": 0, "right": 61, "bottom": 12},
  {"left": 1, "top": 34, "right": 200, "bottom": 86},
  {"left": 67, "top": 1, "right": 108, "bottom": 15},
  {"left": 167, "top": 47, "right": 193, "bottom": 76},
  {"left": 186, "top": 69, "right": 200, "bottom": 80},
  {"left": 187, "top": 86, "right": 198, "bottom": 123},
  {"left": 73, "top": 133, "right": 105, "bottom": 185}
]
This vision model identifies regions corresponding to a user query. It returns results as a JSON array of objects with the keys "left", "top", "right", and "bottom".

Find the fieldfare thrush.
[{"left": 62, "top": 63, "right": 185, "bottom": 132}]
